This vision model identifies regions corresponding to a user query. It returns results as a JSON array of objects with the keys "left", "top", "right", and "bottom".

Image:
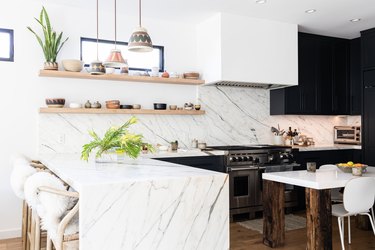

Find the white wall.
[{"left": 0, "top": 0, "right": 199, "bottom": 239}]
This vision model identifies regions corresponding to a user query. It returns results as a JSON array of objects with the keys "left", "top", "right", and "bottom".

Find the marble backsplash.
[{"left": 38, "top": 86, "right": 361, "bottom": 154}]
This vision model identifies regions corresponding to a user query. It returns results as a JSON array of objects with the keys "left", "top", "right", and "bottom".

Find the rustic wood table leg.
[
  {"left": 305, "top": 188, "right": 332, "bottom": 250},
  {"left": 263, "top": 180, "right": 285, "bottom": 248}
]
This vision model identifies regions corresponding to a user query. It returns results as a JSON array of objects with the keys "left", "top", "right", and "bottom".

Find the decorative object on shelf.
[
  {"left": 120, "top": 59, "right": 129, "bottom": 74},
  {"left": 194, "top": 104, "right": 201, "bottom": 110},
  {"left": 170, "top": 141, "right": 178, "bottom": 151},
  {"left": 62, "top": 59, "right": 83, "bottom": 72},
  {"left": 45, "top": 98, "right": 65, "bottom": 108},
  {"left": 154, "top": 103, "right": 167, "bottom": 110},
  {"left": 106, "top": 100, "right": 120, "bottom": 109},
  {"left": 198, "top": 142, "right": 207, "bottom": 150},
  {"left": 90, "top": 0, "right": 105, "bottom": 75},
  {"left": 104, "top": 0, "right": 126, "bottom": 67},
  {"left": 184, "top": 102, "right": 194, "bottom": 110},
  {"left": 91, "top": 101, "right": 102, "bottom": 109},
  {"left": 84, "top": 100, "right": 92, "bottom": 108},
  {"left": 27, "top": 7, "right": 69, "bottom": 70},
  {"left": 128, "top": 0, "right": 153, "bottom": 52},
  {"left": 150, "top": 67, "right": 159, "bottom": 77},
  {"left": 169, "top": 72, "right": 179, "bottom": 78},
  {"left": 69, "top": 103, "right": 81, "bottom": 109},
  {"left": 161, "top": 71, "right": 169, "bottom": 78},
  {"left": 169, "top": 105, "right": 177, "bottom": 110},
  {"left": 120, "top": 104, "right": 133, "bottom": 109},
  {"left": 105, "top": 67, "right": 115, "bottom": 74},
  {"left": 191, "top": 139, "right": 198, "bottom": 148},
  {"left": 81, "top": 116, "right": 154, "bottom": 162},
  {"left": 133, "top": 104, "right": 141, "bottom": 109},
  {"left": 183, "top": 72, "right": 200, "bottom": 79}
]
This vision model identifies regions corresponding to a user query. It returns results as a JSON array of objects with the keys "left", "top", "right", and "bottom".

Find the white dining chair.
[
  {"left": 24, "top": 172, "right": 79, "bottom": 250},
  {"left": 332, "top": 177, "right": 375, "bottom": 250},
  {"left": 319, "top": 164, "right": 343, "bottom": 203}
]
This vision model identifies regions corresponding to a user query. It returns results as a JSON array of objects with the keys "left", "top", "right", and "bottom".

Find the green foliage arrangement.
[
  {"left": 81, "top": 116, "right": 154, "bottom": 161},
  {"left": 27, "top": 6, "right": 68, "bottom": 62}
]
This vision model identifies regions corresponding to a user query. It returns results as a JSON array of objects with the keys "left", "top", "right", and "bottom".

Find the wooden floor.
[{"left": 1, "top": 216, "right": 374, "bottom": 250}]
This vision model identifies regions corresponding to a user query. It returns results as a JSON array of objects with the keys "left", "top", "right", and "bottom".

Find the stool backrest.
[
  {"left": 10, "top": 157, "right": 37, "bottom": 199},
  {"left": 319, "top": 164, "right": 337, "bottom": 170},
  {"left": 343, "top": 177, "right": 375, "bottom": 214}
]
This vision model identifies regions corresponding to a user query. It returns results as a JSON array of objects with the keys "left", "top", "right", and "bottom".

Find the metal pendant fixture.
[
  {"left": 104, "top": 0, "right": 126, "bottom": 67},
  {"left": 91, "top": 0, "right": 105, "bottom": 75},
  {"left": 128, "top": 0, "right": 153, "bottom": 52}
]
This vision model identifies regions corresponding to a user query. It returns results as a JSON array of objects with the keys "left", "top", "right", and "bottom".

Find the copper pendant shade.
[
  {"left": 104, "top": 0, "right": 126, "bottom": 67},
  {"left": 128, "top": 0, "right": 153, "bottom": 52}
]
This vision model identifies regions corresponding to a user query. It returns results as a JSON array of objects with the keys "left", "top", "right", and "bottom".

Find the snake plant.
[{"left": 27, "top": 6, "right": 68, "bottom": 62}]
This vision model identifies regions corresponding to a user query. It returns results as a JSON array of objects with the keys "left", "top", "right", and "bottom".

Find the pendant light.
[
  {"left": 91, "top": 0, "right": 105, "bottom": 75},
  {"left": 128, "top": 0, "right": 153, "bottom": 52},
  {"left": 104, "top": 0, "right": 126, "bottom": 67}
]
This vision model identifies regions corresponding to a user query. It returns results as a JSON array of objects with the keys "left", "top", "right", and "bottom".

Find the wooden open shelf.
[
  {"left": 39, "top": 70, "right": 205, "bottom": 85},
  {"left": 39, "top": 107, "right": 205, "bottom": 115}
]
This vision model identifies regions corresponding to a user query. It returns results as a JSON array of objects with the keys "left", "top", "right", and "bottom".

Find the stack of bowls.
[{"left": 105, "top": 100, "right": 120, "bottom": 109}]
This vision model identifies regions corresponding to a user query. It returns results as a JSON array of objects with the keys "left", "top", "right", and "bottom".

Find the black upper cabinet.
[
  {"left": 270, "top": 32, "right": 358, "bottom": 115},
  {"left": 350, "top": 38, "right": 362, "bottom": 115},
  {"left": 361, "top": 28, "right": 375, "bottom": 69}
]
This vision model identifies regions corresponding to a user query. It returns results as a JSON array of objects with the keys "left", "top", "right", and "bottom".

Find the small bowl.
[
  {"left": 120, "top": 105, "right": 133, "bottom": 109},
  {"left": 69, "top": 103, "right": 81, "bottom": 109},
  {"left": 133, "top": 104, "right": 141, "bottom": 109},
  {"left": 194, "top": 104, "right": 201, "bottom": 110},
  {"left": 169, "top": 105, "right": 177, "bottom": 110},
  {"left": 183, "top": 72, "right": 200, "bottom": 79},
  {"left": 46, "top": 98, "right": 65, "bottom": 108},
  {"left": 198, "top": 142, "right": 207, "bottom": 150},
  {"left": 105, "top": 100, "right": 120, "bottom": 104},
  {"left": 62, "top": 59, "right": 83, "bottom": 72},
  {"left": 154, "top": 103, "right": 167, "bottom": 110}
]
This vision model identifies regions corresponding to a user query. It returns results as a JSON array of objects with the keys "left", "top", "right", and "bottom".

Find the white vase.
[{"left": 273, "top": 135, "right": 285, "bottom": 145}]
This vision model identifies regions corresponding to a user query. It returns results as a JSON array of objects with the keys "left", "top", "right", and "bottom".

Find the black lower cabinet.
[
  {"left": 156, "top": 155, "right": 225, "bottom": 173},
  {"left": 363, "top": 86, "right": 375, "bottom": 165}
]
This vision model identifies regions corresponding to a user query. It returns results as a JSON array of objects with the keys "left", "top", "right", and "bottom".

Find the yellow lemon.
[{"left": 347, "top": 161, "right": 354, "bottom": 166}]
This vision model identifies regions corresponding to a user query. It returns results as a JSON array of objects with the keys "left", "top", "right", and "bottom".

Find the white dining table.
[{"left": 261, "top": 167, "right": 375, "bottom": 249}]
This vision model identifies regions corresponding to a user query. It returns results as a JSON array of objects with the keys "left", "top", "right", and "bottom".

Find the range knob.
[
  {"left": 237, "top": 156, "right": 243, "bottom": 162},
  {"left": 230, "top": 157, "right": 237, "bottom": 162},
  {"left": 243, "top": 156, "right": 249, "bottom": 161},
  {"left": 254, "top": 158, "right": 260, "bottom": 164}
]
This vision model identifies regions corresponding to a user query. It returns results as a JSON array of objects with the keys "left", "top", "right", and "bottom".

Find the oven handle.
[
  {"left": 259, "top": 167, "right": 265, "bottom": 191},
  {"left": 227, "top": 167, "right": 259, "bottom": 172}
]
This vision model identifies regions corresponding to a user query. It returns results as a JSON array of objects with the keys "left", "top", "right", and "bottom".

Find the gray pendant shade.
[{"left": 128, "top": 0, "right": 153, "bottom": 52}]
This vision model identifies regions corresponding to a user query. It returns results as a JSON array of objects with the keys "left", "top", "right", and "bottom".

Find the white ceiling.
[{"left": 51, "top": 0, "right": 375, "bottom": 39}]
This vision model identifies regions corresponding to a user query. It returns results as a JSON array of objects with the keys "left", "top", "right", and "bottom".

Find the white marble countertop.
[
  {"left": 142, "top": 148, "right": 225, "bottom": 158},
  {"left": 40, "top": 154, "right": 226, "bottom": 192},
  {"left": 263, "top": 167, "right": 375, "bottom": 189},
  {"left": 293, "top": 144, "right": 361, "bottom": 151}
]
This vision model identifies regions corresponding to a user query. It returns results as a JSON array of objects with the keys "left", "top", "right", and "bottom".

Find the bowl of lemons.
[{"left": 336, "top": 161, "right": 367, "bottom": 174}]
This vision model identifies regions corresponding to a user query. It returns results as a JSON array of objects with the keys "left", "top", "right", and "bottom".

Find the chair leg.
[
  {"left": 34, "top": 215, "right": 41, "bottom": 250},
  {"left": 348, "top": 216, "right": 351, "bottom": 244},
  {"left": 338, "top": 217, "right": 345, "bottom": 250},
  {"left": 371, "top": 207, "right": 375, "bottom": 225},
  {"left": 364, "top": 213, "right": 375, "bottom": 235},
  {"left": 46, "top": 235, "right": 52, "bottom": 250}
]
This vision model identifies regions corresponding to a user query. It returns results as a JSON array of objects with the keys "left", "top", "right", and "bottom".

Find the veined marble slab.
[
  {"left": 38, "top": 86, "right": 360, "bottom": 154},
  {"left": 40, "top": 154, "right": 229, "bottom": 250},
  {"left": 293, "top": 144, "right": 361, "bottom": 152}
]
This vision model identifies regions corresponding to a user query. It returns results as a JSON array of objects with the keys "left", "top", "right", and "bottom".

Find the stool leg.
[
  {"left": 46, "top": 235, "right": 52, "bottom": 250},
  {"left": 348, "top": 216, "right": 351, "bottom": 244},
  {"left": 34, "top": 215, "right": 41, "bottom": 250}
]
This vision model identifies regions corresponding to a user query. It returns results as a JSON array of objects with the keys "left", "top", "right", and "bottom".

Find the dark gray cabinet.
[
  {"left": 361, "top": 28, "right": 375, "bottom": 69},
  {"left": 156, "top": 155, "right": 225, "bottom": 173},
  {"left": 270, "top": 32, "right": 360, "bottom": 115}
]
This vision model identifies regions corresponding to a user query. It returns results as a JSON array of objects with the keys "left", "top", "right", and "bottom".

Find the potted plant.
[
  {"left": 27, "top": 6, "right": 68, "bottom": 70},
  {"left": 81, "top": 116, "right": 154, "bottom": 162}
]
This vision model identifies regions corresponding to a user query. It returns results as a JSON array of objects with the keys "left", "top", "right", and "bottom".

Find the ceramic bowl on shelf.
[
  {"left": 120, "top": 105, "right": 133, "bottom": 109},
  {"left": 62, "top": 59, "right": 83, "bottom": 72},
  {"left": 133, "top": 104, "right": 141, "bottom": 109},
  {"left": 183, "top": 72, "right": 200, "bottom": 79},
  {"left": 45, "top": 98, "right": 65, "bottom": 108},
  {"left": 154, "top": 103, "right": 167, "bottom": 110}
]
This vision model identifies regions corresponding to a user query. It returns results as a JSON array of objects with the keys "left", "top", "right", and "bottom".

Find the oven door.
[{"left": 228, "top": 167, "right": 259, "bottom": 210}]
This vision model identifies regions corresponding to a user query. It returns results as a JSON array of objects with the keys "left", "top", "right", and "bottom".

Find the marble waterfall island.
[{"left": 40, "top": 154, "right": 229, "bottom": 250}]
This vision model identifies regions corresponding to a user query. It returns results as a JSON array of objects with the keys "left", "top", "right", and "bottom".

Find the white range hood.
[{"left": 197, "top": 13, "right": 298, "bottom": 88}]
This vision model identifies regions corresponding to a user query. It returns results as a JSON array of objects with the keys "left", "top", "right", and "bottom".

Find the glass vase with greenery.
[
  {"left": 81, "top": 116, "right": 153, "bottom": 162},
  {"left": 27, "top": 6, "right": 69, "bottom": 70}
]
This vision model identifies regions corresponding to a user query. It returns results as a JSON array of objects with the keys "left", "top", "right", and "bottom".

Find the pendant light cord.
[
  {"left": 114, "top": 0, "right": 117, "bottom": 48},
  {"left": 139, "top": 0, "right": 142, "bottom": 27},
  {"left": 96, "top": 0, "right": 99, "bottom": 61}
]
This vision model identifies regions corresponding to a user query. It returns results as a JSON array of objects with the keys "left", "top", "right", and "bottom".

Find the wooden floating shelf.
[
  {"left": 39, "top": 108, "right": 205, "bottom": 115},
  {"left": 39, "top": 70, "right": 205, "bottom": 85}
]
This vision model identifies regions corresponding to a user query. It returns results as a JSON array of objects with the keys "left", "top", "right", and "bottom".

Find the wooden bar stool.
[{"left": 24, "top": 172, "right": 79, "bottom": 250}]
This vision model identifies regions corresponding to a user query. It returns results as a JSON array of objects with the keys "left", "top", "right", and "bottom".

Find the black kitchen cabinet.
[
  {"left": 294, "top": 149, "right": 362, "bottom": 170},
  {"left": 156, "top": 155, "right": 226, "bottom": 173},
  {"left": 361, "top": 28, "right": 375, "bottom": 69},
  {"left": 363, "top": 84, "right": 375, "bottom": 165},
  {"left": 349, "top": 38, "right": 362, "bottom": 115},
  {"left": 271, "top": 33, "right": 354, "bottom": 115}
]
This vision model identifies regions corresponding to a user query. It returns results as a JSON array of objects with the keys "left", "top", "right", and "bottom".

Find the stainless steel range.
[{"left": 206, "top": 145, "right": 299, "bottom": 221}]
